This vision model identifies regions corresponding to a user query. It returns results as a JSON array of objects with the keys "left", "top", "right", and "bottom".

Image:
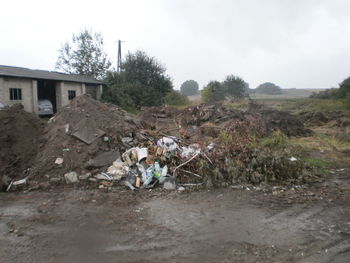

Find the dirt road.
[{"left": 1, "top": 169, "right": 349, "bottom": 263}]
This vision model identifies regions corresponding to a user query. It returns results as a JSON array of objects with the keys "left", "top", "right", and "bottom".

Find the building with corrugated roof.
[{"left": 0, "top": 65, "right": 104, "bottom": 114}]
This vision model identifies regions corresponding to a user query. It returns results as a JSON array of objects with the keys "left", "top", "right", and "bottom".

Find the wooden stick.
[
  {"left": 179, "top": 169, "right": 202, "bottom": 178},
  {"left": 173, "top": 152, "right": 200, "bottom": 176}
]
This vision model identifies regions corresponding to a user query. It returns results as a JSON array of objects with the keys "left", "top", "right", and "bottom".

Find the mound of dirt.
[
  {"left": 29, "top": 95, "right": 142, "bottom": 180},
  {"left": 138, "top": 106, "right": 180, "bottom": 130},
  {"left": 177, "top": 103, "right": 312, "bottom": 138},
  {"left": 0, "top": 104, "right": 43, "bottom": 187},
  {"left": 250, "top": 108, "right": 313, "bottom": 137},
  {"left": 298, "top": 111, "right": 347, "bottom": 126}
]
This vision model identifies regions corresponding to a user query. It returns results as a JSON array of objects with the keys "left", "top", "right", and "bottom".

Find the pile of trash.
[
  {"left": 0, "top": 104, "right": 43, "bottom": 190},
  {"left": 1, "top": 96, "right": 317, "bottom": 192},
  {"left": 78, "top": 134, "right": 212, "bottom": 190}
]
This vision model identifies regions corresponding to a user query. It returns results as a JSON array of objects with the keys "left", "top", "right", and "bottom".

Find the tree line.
[{"left": 55, "top": 29, "right": 291, "bottom": 110}]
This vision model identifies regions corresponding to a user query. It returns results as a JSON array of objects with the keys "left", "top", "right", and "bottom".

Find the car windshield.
[{"left": 39, "top": 101, "right": 51, "bottom": 106}]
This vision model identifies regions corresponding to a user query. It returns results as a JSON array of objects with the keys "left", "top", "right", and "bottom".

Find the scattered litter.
[
  {"left": 95, "top": 173, "right": 113, "bottom": 181},
  {"left": 64, "top": 124, "right": 69, "bottom": 134},
  {"left": 13, "top": 178, "right": 27, "bottom": 186},
  {"left": 207, "top": 142, "right": 215, "bottom": 151},
  {"left": 50, "top": 177, "right": 61, "bottom": 183},
  {"left": 124, "top": 180, "right": 135, "bottom": 190},
  {"left": 107, "top": 158, "right": 129, "bottom": 180},
  {"left": 173, "top": 152, "right": 201, "bottom": 176},
  {"left": 181, "top": 144, "right": 201, "bottom": 158},
  {"left": 179, "top": 183, "right": 203, "bottom": 186},
  {"left": 121, "top": 137, "right": 133, "bottom": 144},
  {"left": 289, "top": 157, "right": 297, "bottom": 161},
  {"left": 157, "top": 137, "right": 178, "bottom": 151},
  {"left": 179, "top": 169, "right": 202, "bottom": 178},
  {"left": 79, "top": 173, "right": 91, "bottom": 180},
  {"left": 6, "top": 178, "right": 28, "bottom": 191},
  {"left": 136, "top": 147, "right": 148, "bottom": 162},
  {"left": 163, "top": 176, "right": 176, "bottom": 190},
  {"left": 54, "top": 158, "right": 64, "bottom": 165},
  {"left": 177, "top": 186, "right": 185, "bottom": 191},
  {"left": 64, "top": 172, "right": 79, "bottom": 184},
  {"left": 6, "top": 180, "right": 14, "bottom": 192}
]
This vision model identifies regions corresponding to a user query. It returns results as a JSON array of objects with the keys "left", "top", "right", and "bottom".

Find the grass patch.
[
  {"left": 224, "top": 99, "right": 250, "bottom": 109},
  {"left": 290, "top": 130, "right": 350, "bottom": 167},
  {"left": 258, "top": 130, "right": 288, "bottom": 149},
  {"left": 218, "top": 130, "right": 234, "bottom": 146},
  {"left": 303, "top": 157, "right": 328, "bottom": 175},
  {"left": 280, "top": 99, "right": 349, "bottom": 114}
]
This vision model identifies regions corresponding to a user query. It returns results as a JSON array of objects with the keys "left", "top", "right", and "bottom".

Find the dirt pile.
[
  {"left": 29, "top": 95, "right": 142, "bottom": 180},
  {"left": 177, "top": 103, "right": 312, "bottom": 139},
  {"left": 298, "top": 110, "right": 350, "bottom": 128},
  {"left": 1, "top": 98, "right": 315, "bottom": 191},
  {"left": 0, "top": 104, "right": 43, "bottom": 188},
  {"left": 249, "top": 108, "right": 313, "bottom": 137},
  {"left": 138, "top": 106, "right": 180, "bottom": 130}
]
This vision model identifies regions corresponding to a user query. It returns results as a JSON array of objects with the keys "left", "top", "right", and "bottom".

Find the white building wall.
[
  {"left": 0, "top": 77, "right": 34, "bottom": 112},
  {"left": 59, "top": 82, "right": 84, "bottom": 107},
  {"left": 0, "top": 76, "right": 102, "bottom": 114}
]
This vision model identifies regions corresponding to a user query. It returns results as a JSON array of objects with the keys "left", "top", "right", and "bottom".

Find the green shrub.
[
  {"left": 201, "top": 81, "right": 225, "bottom": 103},
  {"left": 164, "top": 90, "right": 190, "bottom": 106},
  {"left": 259, "top": 130, "right": 288, "bottom": 149},
  {"left": 345, "top": 93, "right": 350, "bottom": 110}
]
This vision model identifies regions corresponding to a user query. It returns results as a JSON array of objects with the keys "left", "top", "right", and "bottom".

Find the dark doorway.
[
  {"left": 86, "top": 85, "right": 97, "bottom": 99},
  {"left": 37, "top": 80, "right": 57, "bottom": 113}
]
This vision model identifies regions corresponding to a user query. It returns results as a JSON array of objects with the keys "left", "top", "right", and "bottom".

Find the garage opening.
[
  {"left": 86, "top": 84, "right": 97, "bottom": 99},
  {"left": 37, "top": 80, "right": 57, "bottom": 114}
]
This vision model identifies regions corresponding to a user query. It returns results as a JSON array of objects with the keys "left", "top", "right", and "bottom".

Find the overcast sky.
[{"left": 1, "top": 0, "right": 350, "bottom": 89}]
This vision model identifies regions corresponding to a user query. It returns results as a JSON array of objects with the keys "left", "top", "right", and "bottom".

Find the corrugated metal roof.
[{"left": 0, "top": 65, "right": 104, "bottom": 84}]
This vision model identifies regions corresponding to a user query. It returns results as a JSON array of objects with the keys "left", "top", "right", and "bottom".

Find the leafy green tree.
[
  {"left": 56, "top": 29, "right": 111, "bottom": 79},
  {"left": 254, "top": 82, "right": 282, "bottom": 95},
  {"left": 103, "top": 50, "right": 173, "bottom": 109},
  {"left": 223, "top": 75, "right": 249, "bottom": 98},
  {"left": 165, "top": 90, "right": 190, "bottom": 106},
  {"left": 102, "top": 71, "right": 135, "bottom": 111},
  {"left": 180, "top": 80, "right": 199, "bottom": 96},
  {"left": 201, "top": 81, "right": 225, "bottom": 103},
  {"left": 338, "top": 77, "right": 350, "bottom": 98}
]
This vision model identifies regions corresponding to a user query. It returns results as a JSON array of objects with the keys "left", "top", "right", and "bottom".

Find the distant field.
[
  {"left": 250, "top": 89, "right": 325, "bottom": 100},
  {"left": 188, "top": 94, "right": 201, "bottom": 102},
  {"left": 187, "top": 89, "right": 325, "bottom": 102}
]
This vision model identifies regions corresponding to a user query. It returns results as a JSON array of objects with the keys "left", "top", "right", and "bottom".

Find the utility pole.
[{"left": 117, "top": 40, "right": 122, "bottom": 73}]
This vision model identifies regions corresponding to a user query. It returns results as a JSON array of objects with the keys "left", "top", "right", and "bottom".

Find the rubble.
[
  {"left": 1, "top": 96, "right": 319, "bottom": 192},
  {"left": 64, "top": 172, "right": 79, "bottom": 184},
  {"left": 29, "top": 95, "right": 141, "bottom": 181}
]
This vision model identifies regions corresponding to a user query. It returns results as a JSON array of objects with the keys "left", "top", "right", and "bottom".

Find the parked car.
[
  {"left": 0, "top": 101, "right": 7, "bottom": 110},
  {"left": 38, "top": 99, "right": 54, "bottom": 115}
]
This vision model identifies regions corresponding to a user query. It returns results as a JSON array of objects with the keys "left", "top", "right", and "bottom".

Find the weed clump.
[{"left": 201, "top": 129, "right": 315, "bottom": 186}]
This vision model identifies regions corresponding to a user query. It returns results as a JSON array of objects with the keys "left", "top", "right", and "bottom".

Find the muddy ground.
[{"left": 1, "top": 168, "right": 349, "bottom": 263}]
